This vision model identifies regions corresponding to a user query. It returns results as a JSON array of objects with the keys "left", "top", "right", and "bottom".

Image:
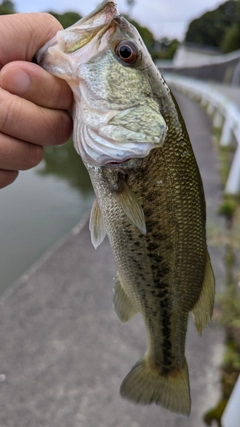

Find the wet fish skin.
[{"left": 37, "top": 0, "right": 215, "bottom": 415}]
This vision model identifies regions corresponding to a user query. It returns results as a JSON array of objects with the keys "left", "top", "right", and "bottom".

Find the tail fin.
[{"left": 120, "top": 356, "right": 191, "bottom": 416}]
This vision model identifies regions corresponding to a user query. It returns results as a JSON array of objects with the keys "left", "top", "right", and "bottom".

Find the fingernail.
[{"left": 0, "top": 68, "right": 31, "bottom": 95}]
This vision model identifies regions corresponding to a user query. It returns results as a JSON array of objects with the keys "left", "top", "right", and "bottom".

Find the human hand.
[{"left": 0, "top": 13, "right": 73, "bottom": 188}]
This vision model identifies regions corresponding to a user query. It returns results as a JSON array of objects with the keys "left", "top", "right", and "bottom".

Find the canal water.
[{"left": 0, "top": 140, "right": 94, "bottom": 294}]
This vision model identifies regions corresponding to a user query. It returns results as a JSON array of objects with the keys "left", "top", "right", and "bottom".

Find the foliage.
[
  {"left": 221, "top": 23, "right": 240, "bottom": 53},
  {"left": 219, "top": 196, "right": 239, "bottom": 220},
  {"left": 219, "top": 286, "right": 240, "bottom": 329},
  {"left": 203, "top": 400, "right": 227, "bottom": 426},
  {"left": 185, "top": 0, "right": 240, "bottom": 52},
  {"left": 162, "top": 39, "right": 179, "bottom": 59},
  {"left": 0, "top": 0, "right": 15, "bottom": 14},
  {"left": 48, "top": 11, "right": 82, "bottom": 29},
  {"left": 156, "top": 38, "right": 180, "bottom": 60}
]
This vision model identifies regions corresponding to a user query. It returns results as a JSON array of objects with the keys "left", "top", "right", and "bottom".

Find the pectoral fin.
[
  {"left": 89, "top": 198, "right": 107, "bottom": 249},
  {"left": 113, "top": 181, "right": 146, "bottom": 235},
  {"left": 192, "top": 251, "right": 215, "bottom": 335},
  {"left": 113, "top": 273, "right": 138, "bottom": 322}
]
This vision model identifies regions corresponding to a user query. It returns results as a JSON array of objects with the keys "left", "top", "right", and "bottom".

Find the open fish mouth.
[
  {"left": 37, "top": 1, "right": 119, "bottom": 64},
  {"left": 75, "top": 0, "right": 119, "bottom": 32}
]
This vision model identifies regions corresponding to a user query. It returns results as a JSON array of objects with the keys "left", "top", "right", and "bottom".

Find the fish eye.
[{"left": 115, "top": 40, "right": 139, "bottom": 64}]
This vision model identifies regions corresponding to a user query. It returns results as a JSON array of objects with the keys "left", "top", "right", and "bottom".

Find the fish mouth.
[
  {"left": 78, "top": 0, "right": 119, "bottom": 30},
  {"left": 36, "top": 0, "right": 119, "bottom": 64}
]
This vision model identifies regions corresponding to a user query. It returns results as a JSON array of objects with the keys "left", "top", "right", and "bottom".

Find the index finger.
[
  {"left": 0, "top": 61, "right": 73, "bottom": 110},
  {"left": 0, "top": 13, "right": 62, "bottom": 68}
]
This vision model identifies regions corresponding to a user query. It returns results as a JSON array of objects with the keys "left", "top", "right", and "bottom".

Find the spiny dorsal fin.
[
  {"left": 192, "top": 251, "right": 215, "bottom": 335},
  {"left": 113, "top": 181, "right": 146, "bottom": 235},
  {"left": 113, "top": 273, "right": 138, "bottom": 322},
  {"left": 89, "top": 198, "right": 107, "bottom": 249}
]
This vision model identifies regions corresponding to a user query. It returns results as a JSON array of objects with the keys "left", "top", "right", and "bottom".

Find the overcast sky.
[{"left": 15, "top": 0, "right": 225, "bottom": 40}]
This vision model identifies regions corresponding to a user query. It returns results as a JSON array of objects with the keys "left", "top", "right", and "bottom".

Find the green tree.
[
  {"left": 0, "top": 0, "right": 15, "bottom": 15},
  {"left": 48, "top": 11, "right": 82, "bottom": 29},
  {"left": 221, "top": 23, "right": 240, "bottom": 52},
  {"left": 157, "top": 38, "right": 179, "bottom": 60},
  {"left": 185, "top": 0, "right": 239, "bottom": 48}
]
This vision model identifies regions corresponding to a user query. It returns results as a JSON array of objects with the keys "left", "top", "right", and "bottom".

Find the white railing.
[
  {"left": 222, "top": 375, "right": 240, "bottom": 427},
  {"left": 164, "top": 73, "right": 240, "bottom": 195}
]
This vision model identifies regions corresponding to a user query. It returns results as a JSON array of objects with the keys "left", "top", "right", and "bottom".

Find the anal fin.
[
  {"left": 89, "top": 198, "right": 107, "bottom": 249},
  {"left": 113, "top": 273, "right": 138, "bottom": 322},
  {"left": 192, "top": 251, "right": 215, "bottom": 335}
]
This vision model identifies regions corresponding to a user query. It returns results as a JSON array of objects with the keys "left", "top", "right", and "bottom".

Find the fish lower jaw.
[
  {"left": 74, "top": 121, "right": 155, "bottom": 167},
  {"left": 74, "top": 131, "right": 152, "bottom": 168}
]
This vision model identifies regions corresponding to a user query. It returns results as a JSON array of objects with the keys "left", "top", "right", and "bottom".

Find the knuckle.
[
  {"left": 24, "top": 144, "right": 43, "bottom": 169},
  {"left": 46, "top": 111, "right": 72, "bottom": 146},
  {"left": 0, "top": 170, "right": 18, "bottom": 189},
  {"left": 56, "top": 113, "right": 73, "bottom": 144},
  {"left": 0, "top": 93, "right": 15, "bottom": 132},
  {"left": 27, "top": 14, "right": 62, "bottom": 61},
  {"left": 33, "top": 13, "right": 63, "bottom": 41},
  {"left": 0, "top": 91, "right": 26, "bottom": 135},
  {"left": 40, "top": 13, "right": 62, "bottom": 31},
  {"left": 51, "top": 80, "right": 73, "bottom": 111}
]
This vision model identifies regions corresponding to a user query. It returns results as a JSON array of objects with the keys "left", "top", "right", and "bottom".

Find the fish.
[{"left": 37, "top": 0, "right": 215, "bottom": 415}]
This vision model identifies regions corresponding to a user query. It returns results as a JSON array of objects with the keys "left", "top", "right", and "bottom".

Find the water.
[{"left": 0, "top": 140, "right": 94, "bottom": 294}]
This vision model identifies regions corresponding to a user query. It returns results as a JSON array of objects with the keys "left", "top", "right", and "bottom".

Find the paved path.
[{"left": 0, "top": 91, "right": 225, "bottom": 427}]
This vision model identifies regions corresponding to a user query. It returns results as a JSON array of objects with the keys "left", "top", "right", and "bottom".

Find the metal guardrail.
[
  {"left": 164, "top": 73, "right": 240, "bottom": 195},
  {"left": 222, "top": 375, "right": 240, "bottom": 427}
]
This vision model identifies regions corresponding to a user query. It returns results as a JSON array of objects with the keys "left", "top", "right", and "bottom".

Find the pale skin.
[{"left": 0, "top": 13, "right": 73, "bottom": 189}]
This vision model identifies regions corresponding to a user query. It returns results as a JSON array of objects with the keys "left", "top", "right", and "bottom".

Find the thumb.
[{"left": 0, "top": 13, "right": 62, "bottom": 68}]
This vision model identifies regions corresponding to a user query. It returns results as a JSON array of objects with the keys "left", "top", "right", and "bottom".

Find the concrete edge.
[{"left": 0, "top": 212, "right": 91, "bottom": 304}]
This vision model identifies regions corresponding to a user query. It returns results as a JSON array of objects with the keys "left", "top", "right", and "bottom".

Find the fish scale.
[{"left": 37, "top": 0, "right": 215, "bottom": 415}]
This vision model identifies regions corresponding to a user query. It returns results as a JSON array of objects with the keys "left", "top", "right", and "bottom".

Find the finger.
[
  {"left": 0, "top": 87, "right": 73, "bottom": 146},
  {"left": 0, "top": 169, "right": 18, "bottom": 189},
  {"left": 0, "top": 62, "right": 73, "bottom": 110},
  {"left": 0, "top": 13, "right": 62, "bottom": 67},
  {"left": 0, "top": 133, "right": 43, "bottom": 171}
]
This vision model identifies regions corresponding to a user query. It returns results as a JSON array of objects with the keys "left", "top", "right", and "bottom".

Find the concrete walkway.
[{"left": 0, "top": 91, "right": 226, "bottom": 427}]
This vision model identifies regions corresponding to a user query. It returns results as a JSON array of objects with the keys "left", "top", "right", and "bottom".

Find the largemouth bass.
[{"left": 37, "top": 0, "right": 215, "bottom": 415}]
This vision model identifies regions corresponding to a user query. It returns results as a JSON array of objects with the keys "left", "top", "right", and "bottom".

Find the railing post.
[
  {"left": 225, "top": 128, "right": 240, "bottom": 194},
  {"left": 220, "top": 116, "right": 233, "bottom": 146},
  {"left": 213, "top": 109, "right": 223, "bottom": 128},
  {"left": 222, "top": 375, "right": 240, "bottom": 427}
]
